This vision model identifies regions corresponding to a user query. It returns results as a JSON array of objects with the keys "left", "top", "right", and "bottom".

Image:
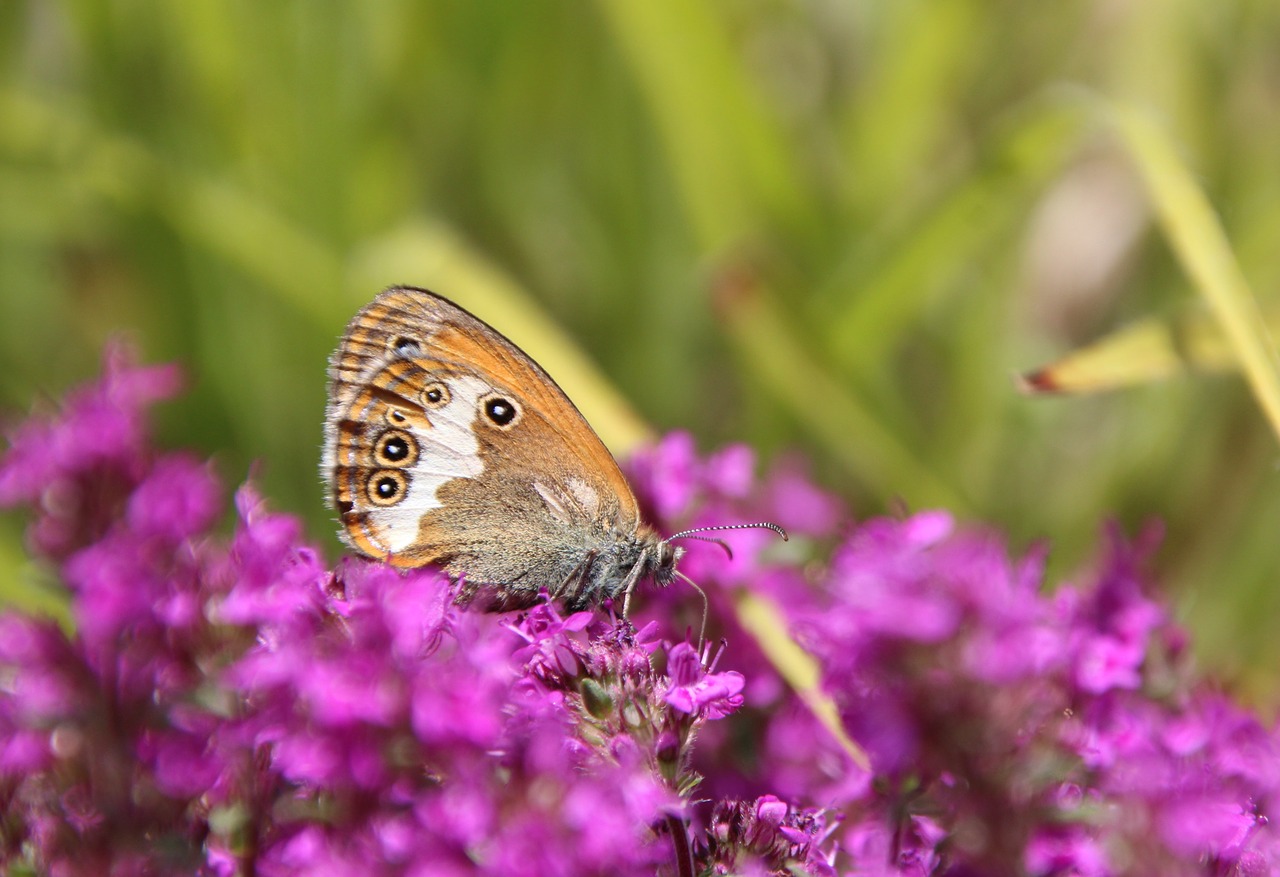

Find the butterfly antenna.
[
  {"left": 675, "top": 534, "right": 734, "bottom": 560},
  {"left": 674, "top": 570, "right": 710, "bottom": 651},
  {"left": 667, "top": 521, "right": 789, "bottom": 541},
  {"left": 666, "top": 521, "right": 789, "bottom": 546}
]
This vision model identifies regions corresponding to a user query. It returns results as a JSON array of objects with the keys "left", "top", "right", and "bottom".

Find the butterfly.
[{"left": 322, "top": 286, "right": 784, "bottom": 613}]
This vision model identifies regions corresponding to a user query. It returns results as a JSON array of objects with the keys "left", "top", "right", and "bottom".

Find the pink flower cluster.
[{"left": 1, "top": 351, "right": 1277, "bottom": 876}]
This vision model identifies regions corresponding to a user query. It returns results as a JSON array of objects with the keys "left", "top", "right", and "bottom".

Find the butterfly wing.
[{"left": 323, "top": 286, "right": 648, "bottom": 607}]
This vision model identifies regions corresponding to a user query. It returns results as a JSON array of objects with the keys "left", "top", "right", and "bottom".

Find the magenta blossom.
[
  {"left": 663, "top": 642, "right": 745, "bottom": 719},
  {"left": 2, "top": 352, "right": 1280, "bottom": 877}
]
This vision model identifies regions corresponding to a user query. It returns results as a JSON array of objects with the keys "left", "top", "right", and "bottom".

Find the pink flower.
[
  {"left": 663, "top": 642, "right": 746, "bottom": 718},
  {"left": 3, "top": 355, "right": 1280, "bottom": 877}
]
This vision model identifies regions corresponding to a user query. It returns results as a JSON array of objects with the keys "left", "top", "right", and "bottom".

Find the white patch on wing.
[
  {"left": 534, "top": 481, "right": 572, "bottom": 525},
  {"left": 567, "top": 477, "right": 600, "bottom": 519},
  {"left": 368, "top": 375, "right": 490, "bottom": 552}
]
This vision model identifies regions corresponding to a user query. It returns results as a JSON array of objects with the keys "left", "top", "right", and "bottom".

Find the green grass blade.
[
  {"left": 723, "top": 278, "right": 971, "bottom": 512},
  {"left": 821, "top": 98, "right": 1089, "bottom": 373},
  {"left": 597, "top": 0, "right": 806, "bottom": 251}
]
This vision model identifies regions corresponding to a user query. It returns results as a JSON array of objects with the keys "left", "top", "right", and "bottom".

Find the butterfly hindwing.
[{"left": 322, "top": 286, "right": 650, "bottom": 606}]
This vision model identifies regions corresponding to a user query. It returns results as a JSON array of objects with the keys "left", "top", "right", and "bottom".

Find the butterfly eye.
[
  {"left": 374, "top": 429, "right": 418, "bottom": 467},
  {"left": 480, "top": 393, "right": 521, "bottom": 430},
  {"left": 366, "top": 470, "right": 408, "bottom": 506},
  {"left": 422, "top": 382, "right": 450, "bottom": 409}
]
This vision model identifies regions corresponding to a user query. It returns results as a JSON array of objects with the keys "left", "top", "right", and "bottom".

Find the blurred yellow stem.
[
  {"left": 735, "top": 591, "right": 871, "bottom": 771},
  {"left": 1110, "top": 102, "right": 1280, "bottom": 442}
]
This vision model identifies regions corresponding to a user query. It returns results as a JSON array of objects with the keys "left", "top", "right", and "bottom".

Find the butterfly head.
[
  {"left": 616, "top": 521, "right": 787, "bottom": 617},
  {"left": 646, "top": 530, "right": 684, "bottom": 589}
]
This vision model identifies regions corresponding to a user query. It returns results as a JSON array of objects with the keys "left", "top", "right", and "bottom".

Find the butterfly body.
[{"left": 323, "top": 286, "right": 680, "bottom": 610}]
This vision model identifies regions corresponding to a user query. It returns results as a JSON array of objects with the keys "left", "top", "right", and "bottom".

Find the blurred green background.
[{"left": 3, "top": 1, "right": 1280, "bottom": 702}]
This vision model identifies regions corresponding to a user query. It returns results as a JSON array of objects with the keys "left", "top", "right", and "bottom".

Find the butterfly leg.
[
  {"left": 555, "top": 549, "right": 599, "bottom": 610},
  {"left": 618, "top": 557, "right": 647, "bottom": 618}
]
